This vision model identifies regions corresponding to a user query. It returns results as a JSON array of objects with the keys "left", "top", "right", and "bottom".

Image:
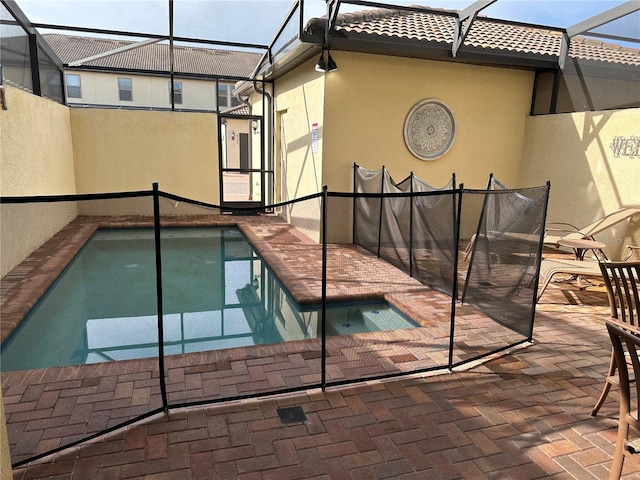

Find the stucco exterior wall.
[
  {"left": 71, "top": 108, "right": 220, "bottom": 209},
  {"left": 0, "top": 86, "right": 76, "bottom": 195},
  {"left": 0, "top": 86, "right": 78, "bottom": 276},
  {"left": 322, "top": 52, "right": 535, "bottom": 192},
  {"left": 271, "top": 57, "right": 326, "bottom": 242},
  {"left": 519, "top": 108, "right": 640, "bottom": 260}
]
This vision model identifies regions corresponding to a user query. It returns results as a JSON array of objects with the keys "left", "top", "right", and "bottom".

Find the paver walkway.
[{"left": 9, "top": 293, "right": 640, "bottom": 479}]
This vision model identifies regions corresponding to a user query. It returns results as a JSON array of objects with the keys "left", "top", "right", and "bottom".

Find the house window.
[
  {"left": 66, "top": 74, "right": 81, "bottom": 98},
  {"left": 217, "top": 84, "right": 228, "bottom": 109},
  {"left": 170, "top": 81, "right": 182, "bottom": 104},
  {"left": 45, "top": 72, "right": 63, "bottom": 100},
  {"left": 118, "top": 77, "right": 132, "bottom": 101},
  {"left": 217, "top": 83, "right": 241, "bottom": 110}
]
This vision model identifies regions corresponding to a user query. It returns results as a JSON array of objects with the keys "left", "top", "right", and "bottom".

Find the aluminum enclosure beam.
[
  {"left": 559, "top": 0, "right": 640, "bottom": 70},
  {"left": 453, "top": 0, "right": 496, "bottom": 57},
  {"left": 566, "top": 1, "right": 640, "bottom": 38},
  {"left": 68, "top": 38, "right": 162, "bottom": 67}
]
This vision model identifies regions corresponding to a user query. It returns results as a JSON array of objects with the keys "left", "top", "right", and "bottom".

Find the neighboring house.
[{"left": 43, "top": 34, "right": 261, "bottom": 112}]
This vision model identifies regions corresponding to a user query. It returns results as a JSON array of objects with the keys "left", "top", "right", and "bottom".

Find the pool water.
[{"left": 0, "top": 228, "right": 417, "bottom": 372}]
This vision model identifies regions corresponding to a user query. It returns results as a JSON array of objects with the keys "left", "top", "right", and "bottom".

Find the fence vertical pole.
[
  {"left": 409, "top": 172, "right": 414, "bottom": 278},
  {"left": 377, "top": 166, "right": 385, "bottom": 258},
  {"left": 448, "top": 186, "right": 463, "bottom": 370},
  {"left": 153, "top": 182, "right": 169, "bottom": 411},
  {"left": 321, "top": 186, "right": 328, "bottom": 390},
  {"left": 353, "top": 163, "right": 358, "bottom": 245},
  {"left": 527, "top": 181, "right": 551, "bottom": 342}
]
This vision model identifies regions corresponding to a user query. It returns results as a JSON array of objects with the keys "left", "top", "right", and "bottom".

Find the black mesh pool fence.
[{"left": 0, "top": 178, "right": 549, "bottom": 466}]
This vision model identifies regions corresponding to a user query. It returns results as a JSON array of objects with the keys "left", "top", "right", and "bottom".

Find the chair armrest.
[
  {"left": 545, "top": 222, "right": 580, "bottom": 231},
  {"left": 544, "top": 223, "right": 581, "bottom": 237},
  {"left": 623, "top": 245, "right": 640, "bottom": 261}
]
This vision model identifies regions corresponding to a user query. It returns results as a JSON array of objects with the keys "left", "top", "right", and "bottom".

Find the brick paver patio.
[{"left": 2, "top": 215, "right": 640, "bottom": 478}]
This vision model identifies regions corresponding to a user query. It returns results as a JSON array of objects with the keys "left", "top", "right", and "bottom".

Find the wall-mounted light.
[
  {"left": 315, "top": 49, "right": 338, "bottom": 73},
  {"left": 252, "top": 120, "right": 260, "bottom": 134},
  {"left": 231, "top": 131, "right": 235, "bottom": 140}
]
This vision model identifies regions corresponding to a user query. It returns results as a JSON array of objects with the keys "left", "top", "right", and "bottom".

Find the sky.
[{"left": 15, "top": 0, "right": 638, "bottom": 48}]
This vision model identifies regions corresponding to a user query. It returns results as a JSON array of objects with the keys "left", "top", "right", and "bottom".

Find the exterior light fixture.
[{"left": 315, "top": 49, "right": 337, "bottom": 73}]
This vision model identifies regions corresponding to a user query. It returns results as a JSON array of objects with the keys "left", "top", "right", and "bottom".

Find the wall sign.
[
  {"left": 610, "top": 136, "right": 640, "bottom": 158},
  {"left": 311, "top": 123, "right": 318, "bottom": 154},
  {"left": 404, "top": 99, "right": 456, "bottom": 161}
]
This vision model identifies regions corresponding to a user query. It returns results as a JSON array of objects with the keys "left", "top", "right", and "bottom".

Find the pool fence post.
[
  {"left": 377, "top": 166, "right": 385, "bottom": 258},
  {"left": 409, "top": 172, "right": 414, "bottom": 278},
  {"left": 153, "top": 182, "right": 169, "bottom": 411},
  {"left": 321, "top": 185, "right": 328, "bottom": 391},
  {"left": 352, "top": 163, "right": 358, "bottom": 245},
  {"left": 448, "top": 185, "right": 463, "bottom": 370}
]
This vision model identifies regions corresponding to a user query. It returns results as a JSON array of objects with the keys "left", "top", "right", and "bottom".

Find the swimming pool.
[{"left": 1, "top": 227, "right": 417, "bottom": 371}]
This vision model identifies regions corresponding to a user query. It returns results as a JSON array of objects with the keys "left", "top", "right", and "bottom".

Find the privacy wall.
[
  {"left": 0, "top": 86, "right": 77, "bottom": 276},
  {"left": 70, "top": 108, "right": 220, "bottom": 205},
  {"left": 519, "top": 108, "right": 640, "bottom": 260}
]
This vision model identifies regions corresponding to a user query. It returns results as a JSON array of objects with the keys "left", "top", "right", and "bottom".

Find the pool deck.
[{"left": 2, "top": 215, "right": 640, "bottom": 478}]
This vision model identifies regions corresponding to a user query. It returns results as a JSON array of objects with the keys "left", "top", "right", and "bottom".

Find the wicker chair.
[
  {"left": 592, "top": 261, "right": 640, "bottom": 416},
  {"left": 605, "top": 321, "right": 640, "bottom": 479}
]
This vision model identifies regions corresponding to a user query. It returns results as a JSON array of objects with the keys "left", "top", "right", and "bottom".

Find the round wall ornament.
[{"left": 403, "top": 99, "right": 456, "bottom": 161}]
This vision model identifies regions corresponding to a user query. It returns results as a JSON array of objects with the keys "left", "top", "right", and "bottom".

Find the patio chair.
[
  {"left": 604, "top": 321, "right": 640, "bottom": 479},
  {"left": 544, "top": 207, "right": 640, "bottom": 252},
  {"left": 592, "top": 261, "right": 640, "bottom": 417},
  {"left": 536, "top": 258, "right": 603, "bottom": 301}
]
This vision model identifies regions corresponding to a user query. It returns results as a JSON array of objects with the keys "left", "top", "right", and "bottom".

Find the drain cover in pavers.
[{"left": 277, "top": 406, "right": 307, "bottom": 424}]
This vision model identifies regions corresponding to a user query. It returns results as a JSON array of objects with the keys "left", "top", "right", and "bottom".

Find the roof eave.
[
  {"left": 253, "top": 40, "right": 319, "bottom": 81},
  {"left": 320, "top": 32, "right": 559, "bottom": 70}
]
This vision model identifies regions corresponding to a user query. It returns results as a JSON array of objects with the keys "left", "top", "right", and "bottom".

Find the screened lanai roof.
[
  {"left": 13, "top": 1, "right": 640, "bottom": 72},
  {"left": 43, "top": 34, "right": 261, "bottom": 78},
  {"left": 4, "top": 0, "right": 639, "bottom": 104}
]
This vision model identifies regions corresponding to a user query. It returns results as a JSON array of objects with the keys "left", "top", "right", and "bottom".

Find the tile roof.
[
  {"left": 308, "top": 7, "right": 640, "bottom": 67},
  {"left": 43, "top": 34, "right": 262, "bottom": 77}
]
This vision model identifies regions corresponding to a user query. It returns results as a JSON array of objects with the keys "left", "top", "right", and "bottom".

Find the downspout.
[
  {"left": 252, "top": 80, "right": 274, "bottom": 205},
  {"left": 169, "top": 0, "right": 175, "bottom": 111}
]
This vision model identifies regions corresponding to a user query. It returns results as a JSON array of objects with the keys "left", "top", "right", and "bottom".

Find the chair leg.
[
  {"left": 609, "top": 417, "right": 629, "bottom": 480},
  {"left": 592, "top": 381, "right": 613, "bottom": 416},
  {"left": 593, "top": 353, "right": 616, "bottom": 416}
]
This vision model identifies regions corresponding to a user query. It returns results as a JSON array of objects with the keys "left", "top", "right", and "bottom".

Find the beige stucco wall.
[
  {"left": 1, "top": 86, "right": 76, "bottom": 195},
  {"left": 519, "top": 108, "right": 640, "bottom": 260},
  {"left": 322, "top": 51, "right": 534, "bottom": 193},
  {"left": 270, "top": 57, "right": 326, "bottom": 241},
  {"left": 0, "top": 86, "right": 78, "bottom": 276},
  {"left": 71, "top": 108, "right": 220, "bottom": 209}
]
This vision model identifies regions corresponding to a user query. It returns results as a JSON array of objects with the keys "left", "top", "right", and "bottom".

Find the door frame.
[{"left": 218, "top": 113, "right": 269, "bottom": 211}]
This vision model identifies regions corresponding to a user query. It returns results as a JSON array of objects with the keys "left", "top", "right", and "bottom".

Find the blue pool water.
[{"left": 1, "top": 228, "right": 417, "bottom": 372}]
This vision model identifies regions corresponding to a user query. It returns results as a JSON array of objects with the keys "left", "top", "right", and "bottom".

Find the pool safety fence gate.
[{"left": 0, "top": 178, "right": 550, "bottom": 467}]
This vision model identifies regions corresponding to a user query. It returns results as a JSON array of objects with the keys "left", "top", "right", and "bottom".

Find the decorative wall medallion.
[{"left": 403, "top": 99, "right": 456, "bottom": 161}]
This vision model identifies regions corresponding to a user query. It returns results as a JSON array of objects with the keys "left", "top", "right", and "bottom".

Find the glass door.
[{"left": 219, "top": 115, "right": 268, "bottom": 210}]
